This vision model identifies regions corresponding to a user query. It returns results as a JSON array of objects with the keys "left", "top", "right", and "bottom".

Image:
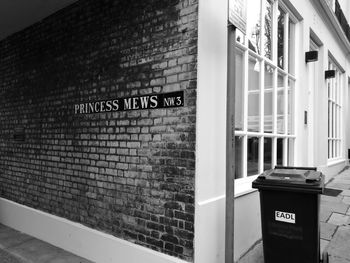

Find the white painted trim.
[
  {"left": 197, "top": 195, "right": 225, "bottom": 206},
  {"left": 195, "top": 0, "right": 227, "bottom": 261},
  {"left": 0, "top": 198, "right": 187, "bottom": 263},
  {"left": 327, "top": 158, "right": 346, "bottom": 167}
]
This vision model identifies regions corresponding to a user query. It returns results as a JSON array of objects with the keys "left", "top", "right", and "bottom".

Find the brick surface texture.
[{"left": 0, "top": 0, "right": 197, "bottom": 261}]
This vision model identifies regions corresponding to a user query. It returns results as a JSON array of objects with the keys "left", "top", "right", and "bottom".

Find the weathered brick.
[
  {"left": 150, "top": 77, "right": 166, "bottom": 86},
  {"left": 0, "top": 0, "right": 197, "bottom": 261}
]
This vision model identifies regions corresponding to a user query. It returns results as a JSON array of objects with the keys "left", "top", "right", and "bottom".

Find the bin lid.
[{"left": 252, "top": 167, "right": 324, "bottom": 194}]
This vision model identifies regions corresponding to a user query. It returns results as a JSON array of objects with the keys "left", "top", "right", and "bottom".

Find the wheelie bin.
[{"left": 252, "top": 166, "right": 328, "bottom": 263}]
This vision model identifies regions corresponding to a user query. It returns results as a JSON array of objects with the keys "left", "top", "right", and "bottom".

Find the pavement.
[
  {"left": 0, "top": 224, "right": 93, "bottom": 263},
  {"left": 321, "top": 166, "right": 350, "bottom": 263}
]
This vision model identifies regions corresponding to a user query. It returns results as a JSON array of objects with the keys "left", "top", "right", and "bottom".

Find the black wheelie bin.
[{"left": 252, "top": 166, "right": 327, "bottom": 263}]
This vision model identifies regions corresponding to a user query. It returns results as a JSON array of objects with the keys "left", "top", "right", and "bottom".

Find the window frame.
[
  {"left": 327, "top": 57, "right": 344, "bottom": 163},
  {"left": 234, "top": 0, "right": 298, "bottom": 196}
]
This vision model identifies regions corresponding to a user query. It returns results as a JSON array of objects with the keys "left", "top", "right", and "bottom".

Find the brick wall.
[{"left": 0, "top": 0, "right": 197, "bottom": 261}]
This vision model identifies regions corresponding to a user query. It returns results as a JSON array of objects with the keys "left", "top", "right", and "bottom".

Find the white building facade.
[{"left": 196, "top": 0, "right": 350, "bottom": 262}]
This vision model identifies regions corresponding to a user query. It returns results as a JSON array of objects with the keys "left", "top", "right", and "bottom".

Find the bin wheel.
[{"left": 322, "top": 251, "right": 329, "bottom": 263}]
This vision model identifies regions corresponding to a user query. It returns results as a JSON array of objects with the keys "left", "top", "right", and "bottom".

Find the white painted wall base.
[
  {"left": 195, "top": 196, "right": 225, "bottom": 263},
  {"left": 318, "top": 160, "right": 348, "bottom": 182},
  {"left": 0, "top": 198, "right": 188, "bottom": 263}
]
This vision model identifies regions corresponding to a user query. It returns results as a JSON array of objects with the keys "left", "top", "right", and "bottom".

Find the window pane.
[
  {"left": 264, "top": 64, "right": 274, "bottom": 133},
  {"left": 235, "top": 49, "right": 244, "bottom": 130},
  {"left": 288, "top": 79, "right": 294, "bottom": 134},
  {"left": 277, "top": 138, "right": 283, "bottom": 165},
  {"left": 328, "top": 140, "right": 331, "bottom": 159},
  {"left": 235, "top": 136, "right": 244, "bottom": 179},
  {"left": 248, "top": 56, "right": 260, "bottom": 132},
  {"left": 277, "top": 74, "right": 285, "bottom": 134},
  {"left": 277, "top": 7, "right": 285, "bottom": 69},
  {"left": 288, "top": 21, "right": 295, "bottom": 74},
  {"left": 264, "top": 137, "right": 272, "bottom": 171},
  {"left": 327, "top": 60, "right": 342, "bottom": 160},
  {"left": 334, "top": 104, "right": 336, "bottom": 137},
  {"left": 247, "top": 137, "right": 259, "bottom": 176},
  {"left": 332, "top": 102, "right": 335, "bottom": 138},
  {"left": 288, "top": 138, "right": 294, "bottom": 165},
  {"left": 263, "top": 0, "right": 273, "bottom": 59},
  {"left": 328, "top": 100, "right": 331, "bottom": 138},
  {"left": 335, "top": 139, "right": 338, "bottom": 157},
  {"left": 246, "top": 0, "right": 261, "bottom": 54}
]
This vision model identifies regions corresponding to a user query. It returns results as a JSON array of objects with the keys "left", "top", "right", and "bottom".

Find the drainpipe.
[{"left": 225, "top": 24, "right": 236, "bottom": 263}]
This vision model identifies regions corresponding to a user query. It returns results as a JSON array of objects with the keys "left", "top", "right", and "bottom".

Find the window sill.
[
  {"left": 234, "top": 175, "right": 259, "bottom": 198},
  {"left": 327, "top": 158, "right": 346, "bottom": 167}
]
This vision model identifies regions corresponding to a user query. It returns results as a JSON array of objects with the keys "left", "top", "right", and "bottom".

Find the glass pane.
[
  {"left": 334, "top": 71, "right": 338, "bottom": 103},
  {"left": 277, "top": 74, "right": 285, "bottom": 133},
  {"left": 235, "top": 136, "right": 244, "bottom": 179},
  {"left": 288, "top": 20, "right": 295, "bottom": 74},
  {"left": 331, "top": 103, "right": 334, "bottom": 138},
  {"left": 327, "top": 81, "right": 330, "bottom": 100},
  {"left": 328, "top": 100, "right": 331, "bottom": 138},
  {"left": 246, "top": 0, "right": 261, "bottom": 54},
  {"left": 328, "top": 140, "right": 330, "bottom": 159},
  {"left": 334, "top": 104, "right": 337, "bottom": 138},
  {"left": 264, "top": 137, "right": 272, "bottom": 171},
  {"left": 247, "top": 137, "right": 259, "bottom": 176},
  {"left": 277, "top": 138, "right": 283, "bottom": 165},
  {"left": 335, "top": 139, "right": 338, "bottom": 158},
  {"left": 330, "top": 140, "right": 333, "bottom": 158},
  {"left": 337, "top": 74, "right": 340, "bottom": 103},
  {"left": 277, "top": 7, "right": 285, "bottom": 69},
  {"left": 235, "top": 49, "right": 244, "bottom": 130},
  {"left": 264, "top": 64, "right": 273, "bottom": 133},
  {"left": 288, "top": 79, "right": 294, "bottom": 134},
  {"left": 248, "top": 56, "right": 260, "bottom": 132},
  {"left": 263, "top": 0, "right": 273, "bottom": 59},
  {"left": 288, "top": 138, "right": 294, "bottom": 165}
]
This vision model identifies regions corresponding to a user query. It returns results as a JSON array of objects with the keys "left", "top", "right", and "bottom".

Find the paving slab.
[
  {"left": 4, "top": 234, "right": 93, "bottom": 263},
  {"left": 332, "top": 179, "right": 350, "bottom": 185},
  {"left": 334, "top": 176, "right": 350, "bottom": 181},
  {"left": 342, "top": 196, "right": 350, "bottom": 205},
  {"left": 320, "top": 208, "right": 334, "bottom": 223},
  {"left": 321, "top": 195, "right": 344, "bottom": 203},
  {"left": 321, "top": 222, "right": 338, "bottom": 240},
  {"left": 0, "top": 248, "right": 24, "bottom": 263},
  {"left": 328, "top": 213, "right": 350, "bottom": 226},
  {"left": 340, "top": 190, "right": 350, "bottom": 197},
  {"left": 0, "top": 226, "right": 33, "bottom": 250},
  {"left": 329, "top": 255, "right": 350, "bottom": 263},
  {"left": 6, "top": 238, "right": 65, "bottom": 263},
  {"left": 237, "top": 241, "right": 264, "bottom": 263},
  {"left": 321, "top": 201, "right": 349, "bottom": 214},
  {"left": 327, "top": 226, "right": 350, "bottom": 261},
  {"left": 334, "top": 174, "right": 350, "bottom": 179},
  {"left": 40, "top": 252, "right": 93, "bottom": 263}
]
